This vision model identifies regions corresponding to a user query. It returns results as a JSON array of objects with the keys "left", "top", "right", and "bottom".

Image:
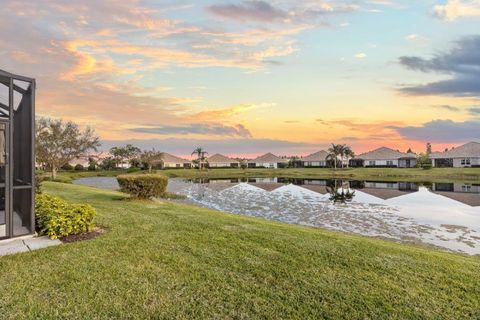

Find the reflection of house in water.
[
  {"left": 352, "top": 181, "right": 419, "bottom": 200},
  {"left": 432, "top": 183, "right": 480, "bottom": 207}
]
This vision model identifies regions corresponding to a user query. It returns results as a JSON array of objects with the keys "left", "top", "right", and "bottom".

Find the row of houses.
[{"left": 74, "top": 141, "right": 480, "bottom": 170}]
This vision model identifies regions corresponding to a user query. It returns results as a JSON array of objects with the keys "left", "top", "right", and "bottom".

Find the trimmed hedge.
[
  {"left": 117, "top": 174, "right": 168, "bottom": 199},
  {"left": 35, "top": 193, "right": 96, "bottom": 239}
]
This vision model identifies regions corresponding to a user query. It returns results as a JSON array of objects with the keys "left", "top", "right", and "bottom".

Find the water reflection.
[{"left": 168, "top": 177, "right": 480, "bottom": 255}]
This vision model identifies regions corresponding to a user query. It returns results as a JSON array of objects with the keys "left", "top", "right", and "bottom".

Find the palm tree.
[
  {"left": 191, "top": 147, "right": 208, "bottom": 170},
  {"left": 343, "top": 145, "right": 355, "bottom": 168},
  {"left": 327, "top": 143, "right": 342, "bottom": 170},
  {"left": 327, "top": 180, "right": 355, "bottom": 204}
]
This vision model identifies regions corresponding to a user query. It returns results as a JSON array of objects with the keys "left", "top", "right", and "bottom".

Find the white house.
[
  {"left": 206, "top": 153, "right": 240, "bottom": 168},
  {"left": 301, "top": 150, "right": 329, "bottom": 167},
  {"left": 352, "top": 147, "right": 417, "bottom": 168},
  {"left": 430, "top": 142, "right": 480, "bottom": 168},
  {"left": 248, "top": 153, "right": 288, "bottom": 169}
]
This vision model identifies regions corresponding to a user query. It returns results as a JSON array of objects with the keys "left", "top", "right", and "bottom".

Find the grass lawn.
[
  {"left": 0, "top": 182, "right": 479, "bottom": 319},
  {"left": 50, "top": 167, "right": 480, "bottom": 184},
  {"left": 162, "top": 167, "right": 480, "bottom": 183}
]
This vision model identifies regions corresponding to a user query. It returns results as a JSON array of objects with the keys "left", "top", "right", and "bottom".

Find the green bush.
[
  {"left": 61, "top": 164, "right": 74, "bottom": 171},
  {"left": 74, "top": 164, "right": 85, "bottom": 171},
  {"left": 422, "top": 162, "right": 433, "bottom": 170},
  {"left": 35, "top": 193, "right": 96, "bottom": 239},
  {"left": 117, "top": 174, "right": 168, "bottom": 199}
]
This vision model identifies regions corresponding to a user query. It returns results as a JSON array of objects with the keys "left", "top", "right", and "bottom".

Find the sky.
[{"left": 1, "top": 0, "right": 480, "bottom": 157}]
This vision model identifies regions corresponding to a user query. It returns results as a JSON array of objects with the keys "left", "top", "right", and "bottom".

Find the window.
[
  {"left": 386, "top": 160, "right": 394, "bottom": 166},
  {"left": 461, "top": 158, "right": 471, "bottom": 165},
  {"left": 369, "top": 161, "right": 375, "bottom": 166}
]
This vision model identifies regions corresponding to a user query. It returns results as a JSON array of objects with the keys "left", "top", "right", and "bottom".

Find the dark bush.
[
  {"left": 117, "top": 174, "right": 168, "bottom": 199},
  {"left": 74, "top": 164, "right": 85, "bottom": 171},
  {"left": 61, "top": 163, "right": 74, "bottom": 171},
  {"left": 35, "top": 193, "right": 96, "bottom": 239},
  {"left": 421, "top": 162, "right": 433, "bottom": 170}
]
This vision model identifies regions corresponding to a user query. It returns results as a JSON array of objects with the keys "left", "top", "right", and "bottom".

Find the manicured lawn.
[
  {"left": 161, "top": 167, "right": 480, "bottom": 183},
  {"left": 51, "top": 167, "right": 480, "bottom": 184},
  {"left": 0, "top": 182, "right": 479, "bottom": 319}
]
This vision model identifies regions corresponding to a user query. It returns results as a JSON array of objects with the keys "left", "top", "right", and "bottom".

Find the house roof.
[
  {"left": 207, "top": 153, "right": 239, "bottom": 164},
  {"left": 161, "top": 153, "right": 190, "bottom": 163},
  {"left": 302, "top": 150, "right": 329, "bottom": 162},
  {"left": 248, "top": 153, "right": 287, "bottom": 163},
  {"left": 359, "top": 188, "right": 417, "bottom": 200},
  {"left": 432, "top": 191, "right": 480, "bottom": 207},
  {"left": 430, "top": 142, "right": 480, "bottom": 159},
  {"left": 355, "top": 147, "right": 416, "bottom": 160}
]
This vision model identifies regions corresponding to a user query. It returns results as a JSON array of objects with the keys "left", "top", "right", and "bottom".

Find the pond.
[{"left": 73, "top": 176, "right": 480, "bottom": 255}]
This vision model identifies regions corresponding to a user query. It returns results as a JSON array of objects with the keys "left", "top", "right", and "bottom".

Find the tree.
[
  {"left": 343, "top": 146, "right": 355, "bottom": 168},
  {"left": 36, "top": 118, "right": 100, "bottom": 179},
  {"left": 110, "top": 144, "right": 140, "bottom": 169},
  {"left": 192, "top": 147, "right": 208, "bottom": 170},
  {"left": 327, "top": 143, "right": 342, "bottom": 170},
  {"left": 99, "top": 156, "right": 117, "bottom": 170},
  {"left": 140, "top": 149, "right": 164, "bottom": 173},
  {"left": 87, "top": 157, "right": 98, "bottom": 171},
  {"left": 288, "top": 156, "right": 300, "bottom": 168},
  {"left": 426, "top": 142, "right": 432, "bottom": 155}
]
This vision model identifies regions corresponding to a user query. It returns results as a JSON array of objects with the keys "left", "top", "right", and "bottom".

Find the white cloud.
[
  {"left": 406, "top": 34, "right": 418, "bottom": 41},
  {"left": 340, "top": 22, "right": 350, "bottom": 27},
  {"left": 355, "top": 53, "right": 366, "bottom": 59},
  {"left": 434, "top": 0, "right": 480, "bottom": 21}
]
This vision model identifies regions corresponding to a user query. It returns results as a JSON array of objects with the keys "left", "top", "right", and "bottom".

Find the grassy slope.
[{"left": 0, "top": 183, "right": 479, "bottom": 319}]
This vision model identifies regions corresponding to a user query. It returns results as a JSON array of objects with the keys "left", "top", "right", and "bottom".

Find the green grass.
[
  {"left": 49, "top": 167, "right": 480, "bottom": 184},
  {"left": 1, "top": 182, "right": 479, "bottom": 319},
  {"left": 161, "top": 167, "right": 480, "bottom": 183}
]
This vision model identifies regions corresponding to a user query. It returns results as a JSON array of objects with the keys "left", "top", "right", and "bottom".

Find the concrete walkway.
[{"left": 0, "top": 236, "right": 61, "bottom": 257}]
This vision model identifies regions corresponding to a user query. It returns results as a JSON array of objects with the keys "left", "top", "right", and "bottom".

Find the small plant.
[
  {"left": 117, "top": 174, "right": 168, "bottom": 199},
  {"left": 35, "top": 194, "right": 96, "bottom": 239},
  {"left": 74, "top": 164, "right": 85, "bottom": 171}
]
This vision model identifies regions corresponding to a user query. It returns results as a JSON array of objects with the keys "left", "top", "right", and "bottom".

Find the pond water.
[{"left": 73, "top": 176, "right": 480, "bottom": 255}]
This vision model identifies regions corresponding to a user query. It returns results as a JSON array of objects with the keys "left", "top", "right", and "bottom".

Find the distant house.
[
  {"left": 248, "top": 153, "right": 288, "bottom": 169},
  {"left": 429, "top": 142, "right": 480, "bottom": 168},
  {"left": 206, "top": 153, "right": 240, "bottom": 168},
  {"left": 158, "top": 153, "right": 191, "bottom": 169},
  {"left": 301, "top": 150, "right": 329, "bottom": 167},
  {"left": 351, "top": 147, "right": 416, "bottom": 168}
]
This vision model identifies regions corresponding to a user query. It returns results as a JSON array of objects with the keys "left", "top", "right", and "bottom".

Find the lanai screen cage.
[{"left": 0, "top": 69, "right": 35, "bottom": 240}]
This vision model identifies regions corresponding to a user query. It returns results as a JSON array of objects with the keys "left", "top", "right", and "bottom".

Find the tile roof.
[
  {"left": 248, "top": 153, "right": 287, "bottom": 163},
  {"left": 302, "top": 150, "right": 329, "bottom": 162},
  {"left": 355, "top": 147, "right": 416, "bottom": 160},
  {"left": 207, "top": 153, "right": 239, "bottom": 164},
  {"left": 430, "top": 142, "right": 480, "bottom": 159},
  {"left": 161, "top": 153, "right": 190, "bottom": 163}
]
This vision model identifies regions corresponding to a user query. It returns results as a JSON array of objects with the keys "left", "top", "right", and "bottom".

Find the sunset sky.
[{"left": 1, "top": 0, "right": 480, "bottom": 157}]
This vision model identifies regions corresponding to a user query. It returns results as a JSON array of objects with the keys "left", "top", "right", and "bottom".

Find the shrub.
[
  {"left": 421, "top": 162, "right": 433, "bottom": 170},
  {"left": 117, "top": 174, "right": 168, "bottom": 199},
  {"left": 35, "top": 193, "right": 96, "bottom": 239},
  {"left": 127, "top": 167, "right": 141, "bottom": 173},
  {"left": 74, "top": 164, "right": 85, "bottom": 171},
  {"left": 61, "top": 164, "right": 74, "bottom": 171}
]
